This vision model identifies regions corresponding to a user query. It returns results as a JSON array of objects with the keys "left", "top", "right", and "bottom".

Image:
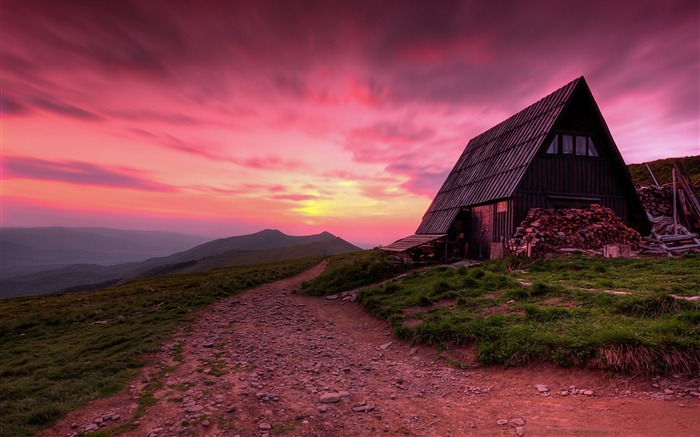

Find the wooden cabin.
[{"left": 383, "top": 77, "right": 650, "bottom": 260}]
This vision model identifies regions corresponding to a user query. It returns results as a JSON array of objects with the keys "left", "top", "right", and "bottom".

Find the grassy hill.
[
  {"left": 0, "top": 257, "right": 322, "bottom": 437},
  {"left": 1, "top": 230, "right": 360, "bottom": 298},
  {"left": 628, "top": 155, "right": 700, "bottom": 186},
  {"left": 175, "top": 237, "right": 361, "bottom": 274}
]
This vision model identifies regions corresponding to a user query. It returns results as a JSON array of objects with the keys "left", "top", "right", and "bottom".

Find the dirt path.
[{"left": 47, "top": 262, "right": 699, "bottom": 437}]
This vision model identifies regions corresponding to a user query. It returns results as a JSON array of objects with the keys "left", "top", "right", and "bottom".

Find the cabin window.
[
  {"left": 588, "top": 138, "right": 599, "bottom": 156},
  {"left": 497, "top": 200, "right": 508, "bottom": 212},
  {"left": 545, "top": 134, "right": 600, "bottom": 157},
  {"left": 562, "top": 135, "right": 574, "bottom": 154}
]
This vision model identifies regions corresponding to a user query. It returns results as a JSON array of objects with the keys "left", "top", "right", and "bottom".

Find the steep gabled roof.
[{"left": 417, "top": 77, "right": 583, "bottom": 234}]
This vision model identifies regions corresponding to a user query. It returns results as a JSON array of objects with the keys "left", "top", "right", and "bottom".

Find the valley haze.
[{"left": 0, "top": 227, "right": 361, "bottom": 299}]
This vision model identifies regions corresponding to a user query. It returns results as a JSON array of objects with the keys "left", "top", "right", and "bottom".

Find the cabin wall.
[
  {"left": 493, "top": 199, "right": 515, "bottom": 245},
  {"left": 515, "top": 154, "right": 631, "bottom": 227}
]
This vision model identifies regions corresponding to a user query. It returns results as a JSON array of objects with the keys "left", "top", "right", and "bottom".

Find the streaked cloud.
[{"left": 3, "top": 156, "right": 177, "bottom": 192}]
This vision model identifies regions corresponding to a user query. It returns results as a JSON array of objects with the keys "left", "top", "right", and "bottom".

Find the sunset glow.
[{"left": 2, "top": 0, "right": 698, "bottom": 245}]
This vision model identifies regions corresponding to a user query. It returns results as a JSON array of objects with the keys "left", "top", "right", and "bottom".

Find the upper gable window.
[
  {"left": 545, "top": 134, "right": 600, "bottom": 157},
  {"left": 588, "top": 138, "right": 599, "bottom": 156},
  {"left": 562, "top": 135, "right": 574, "bottom": 154}
]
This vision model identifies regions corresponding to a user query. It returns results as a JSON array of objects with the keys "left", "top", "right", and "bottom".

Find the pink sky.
[{"left": 2, "top": 0, "right": 699, "bottom": 246}]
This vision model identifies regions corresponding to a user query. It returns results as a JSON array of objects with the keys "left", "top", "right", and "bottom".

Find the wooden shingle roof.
[{"left": 416, "top": 77, "right": 583, "bottom": 234}]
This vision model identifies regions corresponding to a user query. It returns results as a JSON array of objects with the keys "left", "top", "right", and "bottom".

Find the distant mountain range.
[
  {"left": 0, "top": 228, "right": 360, "bottom": 298},
  {"left": 0, "top": 227, "right": 209, "bottom": 275}
]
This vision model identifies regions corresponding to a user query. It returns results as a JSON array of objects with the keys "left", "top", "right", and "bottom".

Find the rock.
[
  {"left": 71, "top": 423, "right": 79, "bottom": 429},
  {"left": 339, "top": 390, "right": 351, "bottom": 398},
  {"left": 326, "top": 295, "right": 339, "bottom": 300},
  {"left": 583, "top": 390, "right": 594, "bottom": 396},
  {"left": 664, "top": 389, "right": 674, "bottom": 395},
  {"left": 380, "top": 341, "right": 393, "bottom": 350},
  {"left": 84, "top": 423, "right": 99, "bottom": 432},
  {"left": 561, "top": 390, "right": 569, "bottom": 396},
  {"left": 319, "top": 392, "right": 342, "bottom": 403},
  {"left": 497, "top": 419, "right": 508, "bottom": 426},
  {"left": 511, "top": 418, "right": 526, "bottom": 426},
  {"left": 318, "top": 405, "right": 328, "bottom": 413},
  {"left": 352, "top": 404, "right": 375, "bottom": 412},
  {"left": 226, "top": 406, "right": 236, "bottom": 413},
  {"left": 516, "top": 425, "right": 525, "bottom": 436},
  {"left": 258, "top": 422, "right": 272, "bottom": 431},
  {"left": 535, "top": 384, "right": 549, "bottom": 393},
  {"left": 201, "top": 419, "right": 210, "bottom": 427},
  {"left": 186, "top": 404, "right": 205, "bottom": 413}
]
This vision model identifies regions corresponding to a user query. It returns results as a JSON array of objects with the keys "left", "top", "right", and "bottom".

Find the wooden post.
[
  {"left": 673, "top": 167, "right": 678, "bottom": 235},
  {"left": 645, "top": 162, "right": 660, "bottom": 187}
]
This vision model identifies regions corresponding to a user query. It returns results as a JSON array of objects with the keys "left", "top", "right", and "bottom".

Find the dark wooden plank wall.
[
  {"left": 493, "top": 199, "right": 515, "bottom": 244},
  {"left": 515, "top": 154, "right": 631, "bottom": 229}
]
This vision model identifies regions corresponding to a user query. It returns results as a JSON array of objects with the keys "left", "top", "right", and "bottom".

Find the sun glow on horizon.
[{"left": 2, "top": 1, "right": 698, "bottom": 245}]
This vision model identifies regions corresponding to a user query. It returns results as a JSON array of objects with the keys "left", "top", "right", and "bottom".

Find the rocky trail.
[{"left": 47, "top": 262, "right": 699, "bottom": 437}]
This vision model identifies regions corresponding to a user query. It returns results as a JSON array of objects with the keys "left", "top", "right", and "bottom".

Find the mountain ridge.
[{"left": 0, "top": 229, "right": 360, "bottom": 298}]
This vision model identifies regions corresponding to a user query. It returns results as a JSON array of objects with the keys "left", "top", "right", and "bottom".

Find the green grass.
[
  {"left": 517, "top": 254, "right": 700, "bottom": 296},
  {"left": 301, "top": 249, "right": 409, "bottom": 296},
  {"left": 357, "top": 254, "right": 700, "bottom": 374},
  {"left": 0, "top": 257, "right": 321, "bottom": 437}
]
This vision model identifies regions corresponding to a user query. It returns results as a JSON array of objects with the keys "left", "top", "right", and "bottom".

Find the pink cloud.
[
  {"left": 3, "top": 0, "right": 697, "bottom": 246},
  {"left": 2, "top": 156, "right": 177, "bottom": 192}
]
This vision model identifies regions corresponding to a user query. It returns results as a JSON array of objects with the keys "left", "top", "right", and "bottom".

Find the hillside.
[
  {"left": 0, "top": 227, "right": 209, "bottom": 276},
  {"left": 0, "top": 230, "right": 360, "bottom": 298},
  {"left": 143, "top": 229, "right": 342, "bottom": 266},
  {"left": 628, "top": 155, "right": 700, "bottom": 186},
  {"left": 136, "top": 237, "right": 361, "bottom": 278}
]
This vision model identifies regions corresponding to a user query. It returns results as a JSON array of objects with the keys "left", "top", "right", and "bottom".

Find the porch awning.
[{"left": 380, "top": 234, "right": 447, "bottom": 252}]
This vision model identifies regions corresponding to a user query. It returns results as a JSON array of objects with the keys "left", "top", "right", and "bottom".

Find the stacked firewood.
[
  {"left": 636, "top": 185, "right": 674, "bottom": 217},
  {"left": 509, "top": 205, "right": 641, "bottom": 257}
]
